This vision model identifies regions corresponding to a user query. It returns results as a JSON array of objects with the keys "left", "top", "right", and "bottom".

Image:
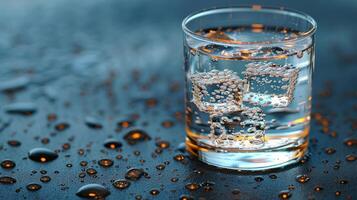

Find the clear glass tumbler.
[{"left": 182, "top": 6, "right": 317, "bottom": 170}]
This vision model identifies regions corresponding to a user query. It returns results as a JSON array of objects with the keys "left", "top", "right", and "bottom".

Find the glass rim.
[{"left": 182, "top": 5, "right": 317, "bottom": 46}]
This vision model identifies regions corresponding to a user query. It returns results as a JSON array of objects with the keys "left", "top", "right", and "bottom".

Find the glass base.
[{"left": 186, "top": 136, "right": 308, "bottom": 171}]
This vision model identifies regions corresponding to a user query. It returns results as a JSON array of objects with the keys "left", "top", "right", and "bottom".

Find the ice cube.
[
  {"left": 242, "top": 62, "right": 299, "bottom": 107},
  {"left": 190, "top": 69, "right": 245, "bottom": 114},
  {"left": 208, "top": 106, "right": 266, "bottom": 145}
]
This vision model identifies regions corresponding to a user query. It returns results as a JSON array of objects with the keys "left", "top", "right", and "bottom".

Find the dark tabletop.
[{"left": 0, "top": 0, "right": 356, "bottom": 199}]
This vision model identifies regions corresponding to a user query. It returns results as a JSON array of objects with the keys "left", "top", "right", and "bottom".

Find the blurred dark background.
[{"left": 0, "top": 0, "right": 356, "bottom": 199}]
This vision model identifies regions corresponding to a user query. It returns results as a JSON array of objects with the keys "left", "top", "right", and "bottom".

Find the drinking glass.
[{"left": 182, "top": 6, "right": 317, "bottom": 170}]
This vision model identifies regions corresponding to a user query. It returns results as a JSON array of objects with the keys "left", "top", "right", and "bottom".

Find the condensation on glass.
[{"left": 182, "top": 6, "right": 316, "bottom": 170}]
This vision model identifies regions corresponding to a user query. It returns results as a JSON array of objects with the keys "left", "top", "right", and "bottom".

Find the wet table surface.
[{"left": 0, "top": 0, "right": 356, "bottom": 199}]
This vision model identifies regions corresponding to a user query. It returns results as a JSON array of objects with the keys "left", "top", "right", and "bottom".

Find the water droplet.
[
  {"left": 80, "top": 161, "right": 88, "bottom": 167},
  {"left": 79, "top": 172, "right": 86, "bottom": 178},
  {"left": 113, "top": 179, "right": 130, "bottom": 190},
  {"left": 232, "top": 189, "right": 240, "bottom": 195},
  {"left": 288, "top": 184, "right": 296, "bottom": 190},
  {"left": 117, "top": 120, "right": 134, "bottom": 129},
  {"left": 85, "top": 117, "right": 103, "bottom": 129},
  {"left": 146, "top": 98, "right": 158, "bottom": 108},
  {"left": 28, "top": 148, "right": 58, "bottom": 163},
  {"left": 0, "top": 176, "right": 16, "bottom": 184},
  {"left": 62, "top": 143, "right": 71, "bottom": 150},
  {"left": 78, "top": 149, "right": 85, "bottom": 155},
  {"left": 269, "top": 174, "right": 277, "bottom": 179},
  {"left": 86, "top": 168, "right": 97, "bottom": 176},
  {"left": 123, "top": 130, "right": 151, "bottom": 145},
  {"left": 0, "top": 76, "right": 30, "bottom": 92},
  {"left": 76, "top": 184, "right": 110, "bottom": 199},
  {"left": 125, "top": 168, "right": 144, "bottom": 181},
  {"left": 161, "top": 121, "right": 174, "bottom": 128},
  {"left": 345, "top": 154, "right": 356, "bottom": 162},
  {"left": 201, "top": 181, "right": 215, "bottom": 192},
  {"left": 149, "top": 189, "right": 160, "bottom": 195},
  {"left": 4, "top": 102, "right": 37, "bottom": 116},
  {"left": 279, "top": 190, "right": 292, "bottom": 199},
  {"left": 171, "top": 177, "right": 179, "bottom": 182},
  {"left": 254, "top": 176, "right": 264, "bottom": 182},
  {"left": 7, "top": 140, "right": 21, "bottom": 147},
  {"left": 40, "top": 176, "right": 51, "bottom": 183},
  {"left": 156, "top": 164, "right": 165, "bottom": 170},
  {"left": 180, "top": 195, "right": 194, "bottom": 200},
  {"left": 1, "top": 159, "right": 16, "bottom": 169},
  {"left": 344, "top": 138, "right": 357, "bottom": 147},
  {"left": 296, "top": 174, "right": 310, "bottom": 183},
  {"left": 185, "top": 183, "right": 200, "bottom": 191},
  {"left": 104, "top": 139, "right": 122, "bottom": 149},
  {"left": 55, "top": 123, "right": 70, "bottom": 131},
  {"left": 173, "top": 154, "right": 185, "bottom": 161},
  {"left": 324, "top": 147, "right": 336, "bottom": 155},
  {"left": 98, "top": 159, "right": 113, "bottom": 168},
  {"left": 41, "top": 137, "right": 50, "bottom": 144},
  {"left": 66, "top": 163, "right": 73, "bottom": 168},
  {"left": 135, "top": 195, "right": 142, "bottom": 200},
  {"left": 314, "top": 185, "right": 323, "bottom": 192},
  {"left": 47, "top": 113, "right": 57, "bottom": 122},
  {"left": 156, "top": 140, "right": 170, "bottom": 149},
  {"left": 26, "top": 183, "right": 42, "bottom": 191}
]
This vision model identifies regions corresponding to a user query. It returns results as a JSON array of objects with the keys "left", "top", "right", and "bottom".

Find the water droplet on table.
[
  {"left": 155, "top": 164, "right": 165, "bottom": 170},
  {"left": 125, "top": 168, "right": 144, "bottom": 181},
  {"left": 113, "top": 179, "right": 130, "bottom": 190},
  {"left": 98, "top": 159, "right": 113, "bottom": 168},
  {"left": 28, "top": 148, "right": 58, "bottom": 163},
  {"left": 345, "top": 154, "right": 356, "bottom": 161},
  {"left": 278, "top": 190, "right": 292, "bottom": 199},
  {"left": 344, "top": 138, "right": 357, "bottom": 147},
  {"left": 324, "top": 147, "right": 336, "bottom": 155},
  {"left": 86, "top": 168, "right": 97, "bottom": 176},
  {"left": 314, "top": 185, "right": 323, "bottom": 192},
  {"left": 76, "top": 184, "right": 110, "bottom": 199},
  {"left": 55, "top": 122, "right": 70, "bottom": 131},
  {"left": 103, "top": 139, "right": 122, "bottom": 149},
  {"left": 40, "top": 176, "right": 51, "bottom": 183},
  {"left": 123, "top": 130, "right": 151, "bottom": 145},
  {"left": 7, "top": 140, "right": 21, "bottom": 147},
  {"left": 296, "top": 174, "right": 310, "bottom": 183},
  {"left": 156, "top": 140, "right": 170, "bottom": 149},
  {"left": 185, "top": 183, "right": 200, "bottom": 191},
  {"left": 85, "top": 117, "right": 103, "bottom": 129},
  {"left": 26, "top": 183, "right": 42, "bottom": 191},
  {"left": 0, "top": 77, "right": 30, "bottom": 92},
  {"left": 149, "top": 189, "right": 160, "bottom": 195},
  {"left": 0, "top": 176, "right": 17, "bottom": 184},
  {"left": 4, "top": 102, "right": 37, "bottom": 116},
  {"left": 1, "top": 159, "right": 16, "bottom": 169}
]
